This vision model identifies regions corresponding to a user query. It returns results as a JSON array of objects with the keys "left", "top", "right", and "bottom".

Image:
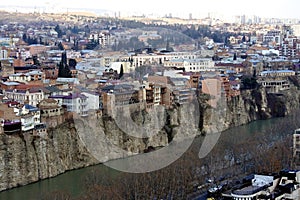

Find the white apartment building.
[
  {"left": 263, "top": 30, "right": 282, "bottom": 46},
  {"left": 81, "top": 91, "right": 100, "bottom": 111},
  {"left": 15, "top": 104, "right": 41, "bottom": 132},
  {"left": 280, "top": 36, "right": 300, "bottom": 58},
  {"left": 130, "top": 52, "right": 200, "bottom": 68},
  {"left": 89, "top": 31, "right": 111, "bottom": 48},
  {"left": 49, "top": 93, "right": 88, "bottom": 116},
  {"left": 164, "top": 58, "right": 215, "bottom": 72}
]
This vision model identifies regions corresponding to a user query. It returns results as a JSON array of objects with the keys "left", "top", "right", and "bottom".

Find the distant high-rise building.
[
  {"left": 241, "top": 15, "right": 246, "bottom": 24},
  {"left": 189, "top": 13, "right": 193, "bottom": 20}
]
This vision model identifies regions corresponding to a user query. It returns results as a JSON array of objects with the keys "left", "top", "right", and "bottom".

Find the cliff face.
[
  {"left": 0, "top": 82, "right": 300, "bottom": 191},
  {"left": 0, "top": 122, "right": 98, "bottom": 191},
  {"left": 202, "top": 85, "right": 300, "bottom": 134},
  {"left": 0, "top": 104, "right": 194, "bottom": 191}
]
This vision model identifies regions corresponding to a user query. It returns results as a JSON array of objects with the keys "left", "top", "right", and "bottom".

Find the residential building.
[
  {"left": 44, "top": 86, "right": 63, "bottom": 98},
  {"left": 81, "top": 91, "right": 100, "bottom": 111},
  {"left": 171, "top": 78, "right": 195, "bottom": 105},
  {"left": 257, "top": 70, "right": 295, "bottom": 93},
  {"left": 49, "top": 93, "right": 88, "bottom": 116},
  {"left": 258, "top": 78, "right": 290, "bottom": 93},
  {"left": 102, "top": 84, "right": 141, "bottom": 114},
  {"left": 147, "top": 76, "right": 174, "bottom": 108},
  {"left": 280, "top": 37, "right": 300, "bottom": 58},
  {"left": 292, "top": 24, "right": 300, "bottom": 37},
  {"left": 164, "top": 58, "right": 215, "bottom": 72},
  {"left": 145, "top": 83, "right": 173, "bottom": 109},
  {"left": 138, "top": 31, "right": 161, "bottom": 42},
  {"left": 15, "top": 104, "right": 41, "bottom": 132},
  {"left": 8, "top": 70, "right": 45, "bottom": 84},
  {"left": 130, "top": 51, "right": 202, "bottom": 68},
  {"left": 38, "top": 99, "right": 64, "bottom": 118},
  {"left": 263, "top": 30, "right": 282, "bottom": 46},
  {"left": 3, "top": 88, "right": 45, "bottom": 106},
  {"left": 88, "top": 31, "right": 111, "bottom": 48}
]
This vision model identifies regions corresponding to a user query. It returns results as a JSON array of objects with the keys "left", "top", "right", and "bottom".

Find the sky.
[{"left": 0, "top": 0, "right": 299, "bottom": 19}]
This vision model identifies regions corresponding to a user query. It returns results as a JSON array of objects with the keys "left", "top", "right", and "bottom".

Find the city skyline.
[{"left": 0, "top": 0, "right": 300, "bottom": 20}]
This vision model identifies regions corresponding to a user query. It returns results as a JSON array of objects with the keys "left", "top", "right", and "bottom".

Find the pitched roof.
[{"left": 45, "top": 86, "right": 61, "bottom": 93}]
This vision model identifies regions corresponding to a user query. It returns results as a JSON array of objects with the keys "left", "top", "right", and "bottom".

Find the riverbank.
[
  {"left": 0, "top": 83, "right": 299, "bottom": 193},
  {"left": 1, "top": 112, "right": 299, "bottom": 200}
]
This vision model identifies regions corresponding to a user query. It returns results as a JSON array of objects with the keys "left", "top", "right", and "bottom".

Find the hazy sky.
[{"left": 1, "top": 0, "right": 299, "bottom": 19}]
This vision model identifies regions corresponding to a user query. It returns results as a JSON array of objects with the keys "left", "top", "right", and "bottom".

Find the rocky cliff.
[
  {"left": 201, "top": 84, "right": 300, "bottom": 134},
  {"left": 0, "top": 122, "right": 98, "bottom": 191},
  {"left": 0, "top": 79, "right": 300, "bottom": 191}
]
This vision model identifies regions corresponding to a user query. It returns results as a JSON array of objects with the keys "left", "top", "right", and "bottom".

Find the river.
[{"left": 0, "top": 113, "right": 299, "bottom": 200}]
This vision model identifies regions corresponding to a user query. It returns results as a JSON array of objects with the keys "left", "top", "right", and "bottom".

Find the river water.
[{"left": 0, "top": 114, "right": 299, "bottom": 200}]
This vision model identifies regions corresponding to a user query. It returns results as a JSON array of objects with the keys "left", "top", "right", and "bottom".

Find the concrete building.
[
  {"left": 171, "top": 78, "right": 195, "bottom": 105},
  {"left": 131, "top": 51, "right": 201, "bottom": 68},
  {"left": 15, "top": 104, "right": 41, "bottom": 132},
  {"left": 101, "top": 84, "right": 141, "bottom": 115},
  {"left": 81, "top": 91, "right": 100, "bottom": 111},
  {"left": 164, "top": 58, "right": 215, "bottom": 72},
  {"left": 280, "top": 37, "right": 300, "bottom": 58},
  {"left": 147, "top": 76, "right": 174, "bottom": 107},
  {"left": 257, "top": 70, "right": 295, "bottom": 93},
  {"left": 263, "top": 30, "right": 282, "bottom": 46},
  {"left": 88, "top": 31, "right": 111, "bottom": 48},
  {"left": 49, "top": 93, "right": 88, "bottom": 116},
  {"left": 145, "top": 83, "right": 173, "bottom": 108}
]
